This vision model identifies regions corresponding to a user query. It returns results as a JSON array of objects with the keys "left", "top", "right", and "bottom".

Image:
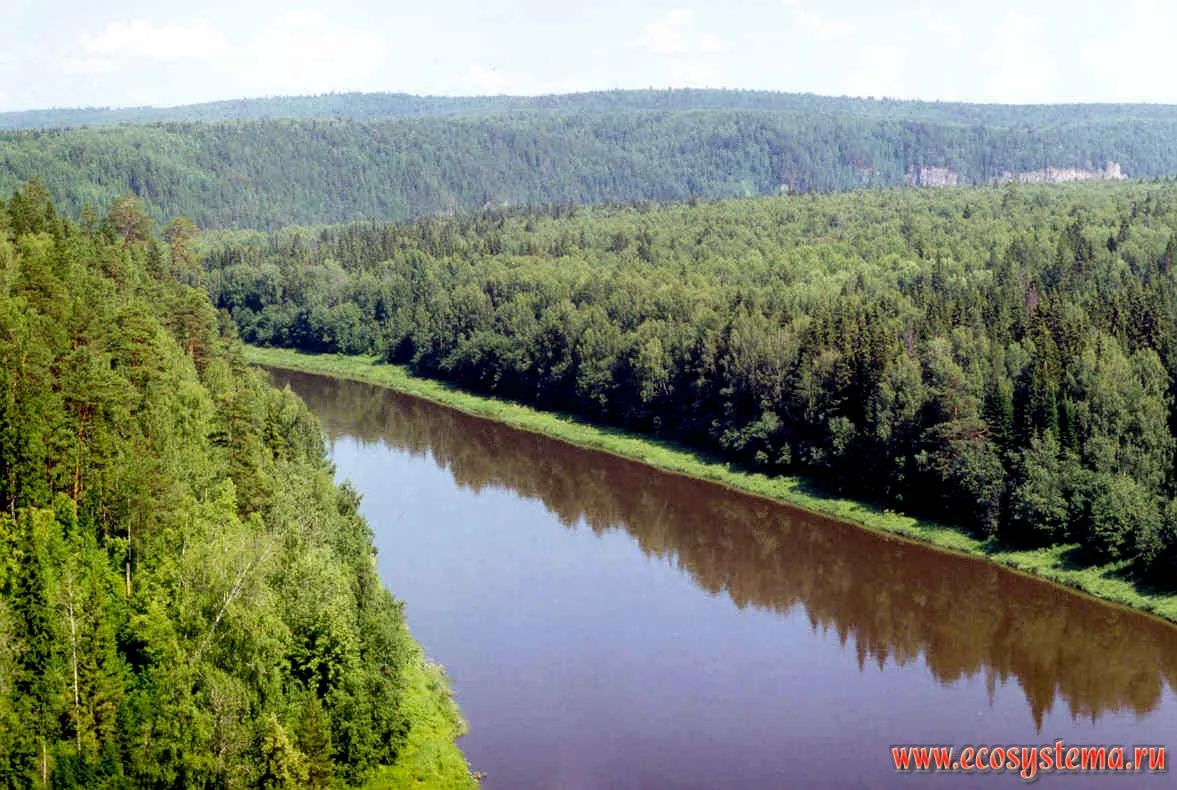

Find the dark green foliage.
[
  {"left": 206, "top": 181, "right": 1177, "bottom": 577},
  {"left": 0, "top": 183, "right": 433, "bottom": 787},
  {"left": 1008, "top": 432, "right": 1074, "bottom": 545},
  {"left": 1082, "top": 474, "right": 1162, "bottom": 562}
]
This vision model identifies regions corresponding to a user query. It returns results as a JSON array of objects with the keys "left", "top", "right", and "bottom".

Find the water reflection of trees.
[{"left": 271, "top": 368, "right": 1177, "bottom": 729}]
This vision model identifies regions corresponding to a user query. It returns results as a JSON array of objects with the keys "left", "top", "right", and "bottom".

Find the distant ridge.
[
  {"left": 6, "top": 88, "right": 1177, "bottom": 131},
  {"left": 5, "top": 89, "right": 1177, "bottom": 229}
]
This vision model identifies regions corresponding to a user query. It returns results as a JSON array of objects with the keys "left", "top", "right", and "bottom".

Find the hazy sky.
[{"left": 2, "top": 0, "right": 1173, "bottom": 111}]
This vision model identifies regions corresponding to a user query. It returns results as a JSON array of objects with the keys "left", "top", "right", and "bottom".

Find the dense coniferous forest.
[
  {"left": 6, "top": 89, "right": 1177, "bottom": 229},
  {"left": 0, "top": 181, "right": 472, "bottom": 788},
  {"left": 203, "top": 181, "right": 1177, "bottom": 580}
]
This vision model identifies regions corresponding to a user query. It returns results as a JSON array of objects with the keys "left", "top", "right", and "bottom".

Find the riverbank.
[
  {"left": 248, "top": 346, "right": 1177, "bottom": 626},
  {"left": 366, "top": 634, "right": 477, "bottom": 790}
]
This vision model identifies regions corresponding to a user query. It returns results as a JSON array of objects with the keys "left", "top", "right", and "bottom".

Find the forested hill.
[
  {"left": 5, "top": 90, "right": 1177, "bottom": 229},
  {"left": 0, "top": 181, "right": 474, "bottom": 787},
  {"left": 203, "top": 180, "right": 1177, "bottom": 586},
  {"left": 6, "top": 89, "right": 1177, "bottom": 130}
]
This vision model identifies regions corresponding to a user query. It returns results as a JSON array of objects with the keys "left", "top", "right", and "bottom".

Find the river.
[{"left": 267, "top": 367, "right": 1177, "bottom": 789}]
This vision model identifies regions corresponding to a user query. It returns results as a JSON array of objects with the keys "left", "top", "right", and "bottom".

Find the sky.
[{"left": 2, "top": 0, "right": 1174, "bottom": 111}]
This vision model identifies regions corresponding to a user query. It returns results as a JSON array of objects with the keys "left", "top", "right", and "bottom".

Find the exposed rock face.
[
  {"left": 905, "top": 161, "right": 1126, "bottom": 188},
  {"left": 997, "top": 161, "right": 1126, "bottom": 184},
  {"left": 905, "top": 166, "right": 960, "bottom": 187}
]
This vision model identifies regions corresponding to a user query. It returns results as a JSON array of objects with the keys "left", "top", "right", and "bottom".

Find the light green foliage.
[
  {"left": 258, "top": 715, "right": 309, "bottom": 790},
  {"left": 365, "top": 653, "right": 474, "bottom": 790},
  {"left": 0, "top": 183, "right": 474, "bottom": 788}
]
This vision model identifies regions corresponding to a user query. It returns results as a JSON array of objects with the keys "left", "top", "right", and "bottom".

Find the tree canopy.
[
  {"left": 3, "top": 101, "right": 1176, "bottom": 229},
  {"left": 0, "top": 181, "right": 473, "bottom": 788},
  {"left": 205, "top": 181, "right": 1177, "bottom": 579}
]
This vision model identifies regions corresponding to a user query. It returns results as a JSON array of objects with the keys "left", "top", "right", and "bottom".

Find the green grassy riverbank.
[
  {"left": 365, "top": 636, "right": 477, "bottom": 790},
  {"left": 248, "top": 346, "right": 1177, "bottom": 626}
]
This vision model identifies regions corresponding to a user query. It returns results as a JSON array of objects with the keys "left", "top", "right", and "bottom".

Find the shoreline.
[
  {"left": 366, "top": 631, "right": 477, "bottom": 789},
  {"left": 247, "top": 345, "right": 1177, "bottom": 628}
]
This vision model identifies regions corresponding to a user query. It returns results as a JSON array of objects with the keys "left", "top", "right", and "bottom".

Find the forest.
[
  {"left": 203, "top": 180, "right": 1177, "bottom": 581},
  {"left": 0, "top": 180, "right": 473, "bottom": 788},
  {"left": 5, "top": 93, "right": 1177, "bottom": 229}
]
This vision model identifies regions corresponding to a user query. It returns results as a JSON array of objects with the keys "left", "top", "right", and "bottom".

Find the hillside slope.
[
  {"left": 2, "top": 107, "right": 1173, "bottom": 230},
  {"left": 5, "top": 89, "right": 1177, "bottom": 130},
  {"left": 0, "top": 181, "right": 474, "bottom": 788}
]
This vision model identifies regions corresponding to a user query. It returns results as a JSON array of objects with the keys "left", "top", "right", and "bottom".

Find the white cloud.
[
  {"left": 61, "top": 56, "right": 120, "bottom": 77},
  {"left": 75, "top": 18, "right": 228, "bottom": 66},
  {"left": 237, "top": 10, "right": 386, "bottom": 96},
  {"left": 983, "top": 12, "right": 1057, "bottom": 103},
  {"left": 669, "top": 59, "right": 720, "bottom": 88},
  {"left": 466, "top": 65, "right": 510, "bottom": 94},
  {"left": 795, "top": 9, "right": 854, "bottom": 42},
  {"left": 780, "top": 0, "right": 802, "bottom": 6},
  {"left": 641, "top": 10, "right": 729, "bottom": 57},
  {"left": 846, "top": 46, "right": 907, "bottom": 99},
  {"left": 924, "top": 11, "right": 962, "bottom": 47},
  {"left": 638, "top": 8, "right": 728, "bottom": 87},
  {"left": 58, "top": 19, "right": 227, "bottom": 88},
  {"left": 641, "top": 9, "right": 696, "bottom": 56},
  {"left": 1080, "top": 0, "right": 1177, "bottom": 102},
  {"left": 61, "top": 11, "right": 386, "bottom": 101},
  {"left": 699, "top": 33, "right": 727, "bottom": 55},
  {"left": 278, "top": 9, "right": 323, "bottom": 29}
]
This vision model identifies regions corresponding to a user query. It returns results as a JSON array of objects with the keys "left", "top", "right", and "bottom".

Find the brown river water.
[{"left": 267, "top": 367, "right": 1177, "bottom": 789}]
